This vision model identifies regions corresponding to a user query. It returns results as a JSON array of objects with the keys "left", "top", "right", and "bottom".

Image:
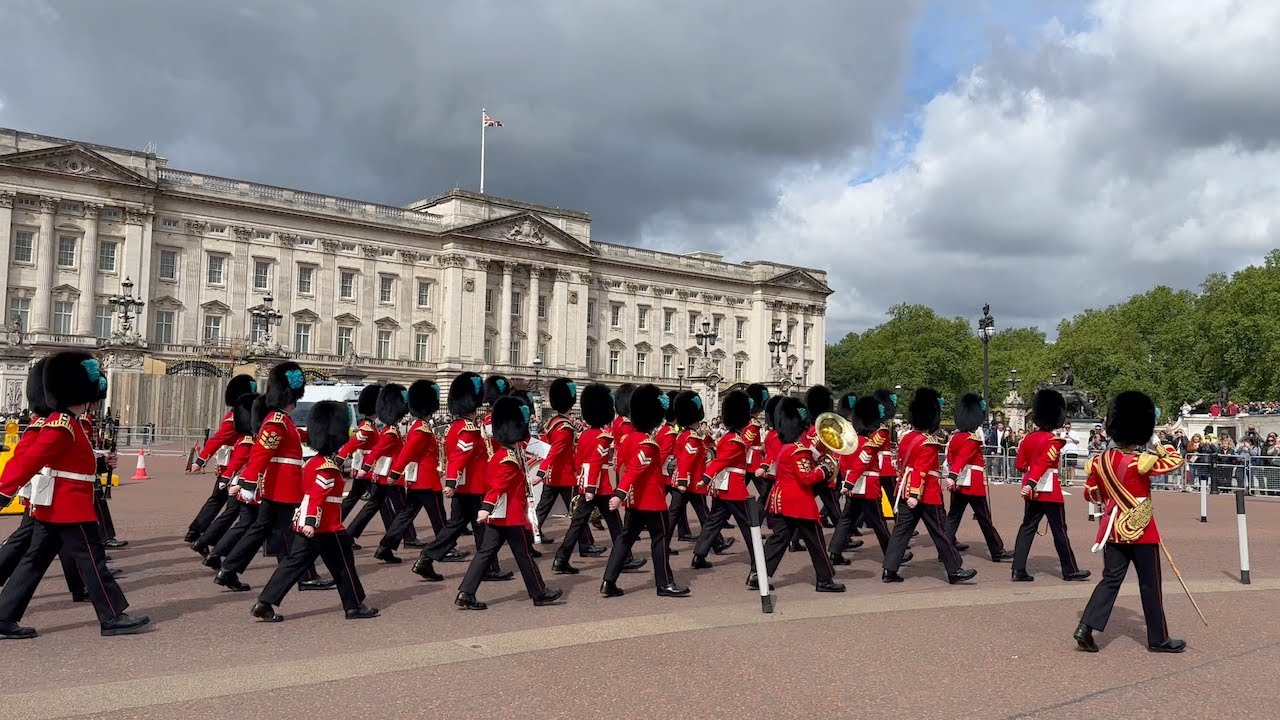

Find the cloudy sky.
[{"left": 2, "top": 0, "right": 1276, "bottom": 342}]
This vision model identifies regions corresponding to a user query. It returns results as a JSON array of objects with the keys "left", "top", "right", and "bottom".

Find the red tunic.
[
  {"left": 743, "top": 419, "right": 765, "bottom": 474},
  {"left": 296, "top": 455, "right": 346, "bottom": 533},
  {"left": 0, "top": 413, "right": 98, "bottom": 524},
  {"left": 482, "top": 446, "right": 531, "bottom": 527},
  {"left": 704, "top": 431, "right": 750, "bottom": 502},
  {"left": 766, "top": 444, "right": 827, "bottom": 520},
  {"left": 575, "top": 428, "right": 615, "bottom": 495},
  {"left": 896, "top": 429, "right": 945, "bottom": 506},
  {"left": 195, "top": 410, "right": 239, "bottom": 470},
  {"left": 838, "top": 435, "right": 880, "bottom": 500},
  {"left": 800, "top": 425, "right": 835, "bottom": 486},
  {"left": 610, "top": 418, "right": 635, "bottom": 477},
  {"left": 7, "top": 418, "right": 45, "bottom": 508},
  {"left": 389, "top": 419, "right": 442, "bottom": 491},
  {"left": 444, "top": 418, "right": 489, "bottom": 495},
  {"left": 946, "top": 431, "right": 988, "bottom": 497},
  {"left": 337, "top": 419, "right": 379, "bottom": 477},
  {"left": 673, "top": 429, "right": 709, "bottom": 491},
  {"left": 1084, "top": 446, "right": 1184, "bottom": 545},
  {"left": 365, "top": 426, "right": 404, "bottom": 485},
  {"left": 761, "top": 429, "right": 782, "bottom": 478},
  {"left": 871, "top": 426, "right": 895, "bottom": 477},
  {"left": 656, "top": 424, "right": 679, "bottom": 485},
  {"left": 1016, "top": 430, "right": 1066, "bottom": 503},
  {"left": 242, "top": 411, "right": 305, "bottom": 505},
  {"left": 537, "top": 414, "right": 577, "bottom": 487},
  {"left": 614, "top": 431, "right": 666, "bottom": 511}
]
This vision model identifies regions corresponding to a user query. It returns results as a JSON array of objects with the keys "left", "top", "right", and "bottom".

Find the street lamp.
[
  {"left": 977, "top": 304, "right": 995, "bottom": 420},
  {"left": 1006, "top": 368, "right": 1022, "bottom": 394},
  {"left": 106, "top": 276, "right": 145, "bottom": 344},
  {"left": 694, "top": 320, "right": 718, "bottom": 374},
  {"left": 676, "top": 364, "right": 685, "bottom": 392},
  {"left": 250, "top": 294, "right": 283, "bottom": 346},
  {"left": 531, "top": 356, "right": 543, "bottom": 388},
  {"left": 767, "top": 327, "right": 790, "bottom": 367}
]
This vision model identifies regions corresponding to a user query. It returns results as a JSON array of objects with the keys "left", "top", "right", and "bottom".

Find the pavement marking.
[{"left": 4, "top": 577, "right": 1277, "bottom": 720}]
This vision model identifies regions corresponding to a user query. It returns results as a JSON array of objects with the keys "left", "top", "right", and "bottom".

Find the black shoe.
[
  {"left": 579, "top": 544, "right": 607, "bottom": 557},
  {"left": 191, "top": 542, "right": 209, "bottom": 558},
  {"left": 532, "top": 588, "right": 563, "bottom": 606},
  {"left": 403, "top": 538, "right": 427, "bottom": 548},
  {"left": 412, "top": 558, "right": 443, "bottom": 581},
  {"left": 529, "top": 547, "right": 543, "bottom": 559},
  {"left": 1012, "top": 570, "right": 1035, "bottom": 582},
  {"left": 299, "top": 578, "right": 336, "bottom": 591},
  {"left": 203, "top": 554, "right": 223, "bottom": 571},
  {"left": 829, "top": 553, "right": 851, "bottom": 566},
  {"left": 351, "top": 543, "right": 362, "bottom": 550},
  {"left": 100, "top": 612, "right": 150, "bottom": 636},
  {"left": 947, "top": 569, "right": 978, "bottom": 584},
  {"left": 746, "top": 572, "right": 774, "bottom": 592},
  {"left": 0, "top": 621, "right": 37, "bottom": 640},
  {"left": 901, "top": 551, "right": 914, "bottom": 564},
  {"left": 1074, "top": 623, "right": 1098, "bottom": 652},
  {"left": 105, "top": 538, "right": 128, "bottom": 549},
  {"left": 882, "top": 569, "right": 904, "bottom": 583},
  {"left": 455, "top": 591, "right": 487, "bottom": 610},
  {"left": 251, "top": 602, "right": 283, "bottom": 623},
  {"left": 1064, "top": 570, "right": 1092, "bottom": 582},
  {"left": 345, "top": 605, "right": 380, "bottom": 619},
  {"left": 848, "top": 539, "right": 864, "bottom": 550},
  {"left": 214, "top": 570, "right": 250, "bottom": 592},
  {"left": 955, "top": 542, "right": 970, "bottom": 551},
  {"left": 790, "top": 542, "right": 805, "bottom": 553},
  {"left": 657, "top": 583, "right": 691, "bottom": 597},
  {"left": 691, "top": 555, "right": 712, "bottom": 570},
  {"left": 621, "top": 557, "right": 647, "bottom": 572},
  {"left": 482, "top": 569, "right": 514, "bottom": 582},
  {"left": 678, "top": 534, "right": 697, "bottom": 542},
  {"left": 1148, "top": 638, "right": 1187, "bottom": 653},
  {"left": 183, "top": 531, "right": 199, "bottom": 543},
  {"left": 552, "top": 558, "right": 579, "bottom": 575},
  {"left": 538, "top": 537, "right": 557, "bottom": 545},
  {"left": 713, "top": 538, "right": 736, "bottom": 555},
  {"left": 441, "top": 549, "right": 470, "bottom": 562},
  {"left": 71, "top": 591, "right": 89, "bottom": 603},
  {"left": 600, "top": 580, "right": 624, "bottom": 597},
  {"left": 993, "top": 551, "right": 1015, "bottom": 563},
  {"left": 816, "top": 579, "right": 846, "bottom": 593},
  {"left": 373, "top": 547, "right": 402, "bottom": 564}
]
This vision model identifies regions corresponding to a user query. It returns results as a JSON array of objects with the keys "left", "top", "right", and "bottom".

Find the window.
[
  {"left": 377, "top": 329, "right": 392, "bottom": 359},
  {"left": 337, "top": 326, "right": 354, "bottom": 355},
  {"left": 637, "top": 307, "right": 648, "bottom": 330},
  {"left": 255, "top": 230, "right": 272, "bottom": 239},
  {"left": 98, "top": 241, "right": 117, "bottom": 272},
  {"left": 417, "top": 281, "right": 432, "bottom": 308},
  {"left": 483, "top": 336, "right": 494, "bottom": 364},
  {"left": 153, "top": 311, "right": 174, "bottom": 343},
  {"left": 56, "top": 236, "right": 77, "bottom": 268},
  {"left": 59, "top": 202, "right": 81, "bottom": 214},
  {"left": 787, "top": 323, "right": 795, "bottom": 344},
  {"left": 52, "top": 302, "right": 73, "bottom": 334},
  {"left": 508, "top": 340, "right": 521, "bottom": 365},
  {"left": 94, "top": 305, "right": 112, "bottom": 340},
  {"left": 537, "top": 294, "right": 547, "bottom": 319},
  {"left": 253, "top": 260, "right": 271, "bottom": 291},
  {"left": 101, "top": 208, "right": 121, "bottom": 220},
  {"left": 610, "top": 304, "right": 622, "bottom": 328},
  {"left": 379, "top": 276, "right": 394, "bottom": 304},
  {"left": 250, "top": 315, "right": 269, "bottom": 343},
  {"left": 537, "top": 341, "right": 548, "bottom": 363},
  {"left": 586, "top": 299, "right": 596, "bottom": 324},
  {"left": 159, "top": 249, "right": 178, "bottom": 281},
  {"left": 297, "top": 266, "right": 314, "bottom": 295},
  {"left": 662, "top": 353, "right": 673, "bottom": 378},
  {"left": 339, "top": 271, "right": 355, "bottom": 299},
  {"left": 608, "top": 350, "right": 621, "bottom": 375},
  {"left": 713, "top": 317, "right": 722, "bottom": 337},
  {"left": 203, "top": 315, "right": 223, "bottom": 342},
  {"left": 207, "top": 255, "right": 225, "bottom": 285},
  {"left": 804, "top": 325, "right": 811, "bottom": 346},
  {"left": 294, "top": 323, "right": 312, "bottom": 353},
  {"left": 736, "top": 318, "right": 746, "bottom": 341},
  {"left": 663, "top": 309, "right": 675, "bottom": 333},
  {"left": 161, "top": 218, "right": 180, "bottom": 229},
  {"left": 715, "top": 358, "right": 723, "bottom": 376},
  {"left": 414, "top": 333, "right": 431, "bottom": 362},
  {"left": 8, "top": 299, "right": 30, "bottom": 332},
  {"left": 734, "top": 360, "right": 745, "bottom": 382},
  {"left": 485, "top": 288, "right": 494, "bottom": 314},
  {"left": 208, "top": 224, "right": 227, "bottom": 234},
  {"left": 13, "top": 231, "right": 34, "bottom": 263},
  {"left": 15, "top": 197, "right": 37, "bottom": 208},
  {"left": 585, "top": 347, "right": 594, "bottom": 372},
  {"left": 636, "top": 351, "right": 648, "bottom": 376},
  {"left": 511, "top": 291, "right": 522, "bottom": 317},
  {"left": 688, "top": 312, "right": 698, "bottom": 335}
]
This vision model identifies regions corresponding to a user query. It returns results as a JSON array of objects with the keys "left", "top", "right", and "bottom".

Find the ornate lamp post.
[
  {"left": 249, "top": 294, "right": 284, "bottom": 353},
  {"left": 676, "top": 364, "right": 685, "bottom": 392},
  {"left": 531, "top": 356, "right": 543, "bottom": 388},
  {"left": 694, "top": 320, "right": 718, "bottom": 376},
  {"left": 106, "top": 276, "right": 145, "bottom": 346},
  {"left": 977, "top": 304, "right": 995, "bottom": 419},
  {"left": 768, "top": 327, "right": 790, "bottom": 366}
]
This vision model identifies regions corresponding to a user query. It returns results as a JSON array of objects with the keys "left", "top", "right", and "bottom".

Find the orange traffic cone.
[{"left": 131, "top": 448, "right": 151, "bottom": 481}]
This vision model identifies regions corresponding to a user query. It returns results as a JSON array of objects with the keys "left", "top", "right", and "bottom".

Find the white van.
[{"left": 290, "top": 382, "right": 367, "bottom": 456}]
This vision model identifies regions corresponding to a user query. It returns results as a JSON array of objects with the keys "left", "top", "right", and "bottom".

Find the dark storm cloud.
[{"left": 0, "top": 0, "right": 921, "bottom": 246}]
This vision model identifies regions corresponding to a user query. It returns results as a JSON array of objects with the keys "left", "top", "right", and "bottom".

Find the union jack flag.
[{"left": 483, "top": 113, "right": 503, "bottom": 128}]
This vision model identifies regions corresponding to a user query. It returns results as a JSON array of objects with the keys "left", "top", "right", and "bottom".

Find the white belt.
[
  {"left": 724, "top": 468, "right": 746, "bottom": 476},
  {"left": 325, "top": 496, "right": 343, "bottom": 504},
  {"left": 51, "top": 470, "right": 96, "bottom": 482},
  {"left": 271, "top": 457, "right": 305, "bottom": 466}
]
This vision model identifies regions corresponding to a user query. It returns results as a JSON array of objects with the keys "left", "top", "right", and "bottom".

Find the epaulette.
[
  {"left": 239, "top": 436, "right": 255, "bottom": 446},
  {"left": 599, "top": 430, "right": 614, "bottom": 440},
  {"left": 319, "top": 458, "right": 342, "bottom": 473},
  {"left": 640, "top": 436, "right": 659, "bottom": 448},
  {"left": 383, "top": 426, "right": 401, "bottom": 437},
  {"left": 415, "top": 422, "right": 433, "bottom": 434},
  {"left": 45, "top": 414, "right": 72, "bottom": 433},
  {"left": 1135, "top": 452, "right": 1158, "bottom": 475},
  {"left": 461, "top": 419, "right": 479, "bottom": 431},
  {"left": 970, "top": 431, "right": 984, "bottom": 443},
  {"left": 30, "top": 417, "right": 46, "bottom": 429},
  {"left": 500, "top": 453, "right": 522, "bottom": 466},
  {"left": 268, "top": 411, "right": 286, "bottom": 423},
  {"left": 727, "top": 433, "right": 747, "bottom": 446}
]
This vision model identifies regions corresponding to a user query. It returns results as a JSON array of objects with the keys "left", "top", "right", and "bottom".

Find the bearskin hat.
[
  {"left": 852, "top": 396, "right": 883, "bottom": 434},
  {"left": 580, "top": 383, "right": 615, "bottom": 429},
  {"left": 745, "top": 383, "right": 770, "bottom": 415},
  {"left": 1032, "top": 389, "right": 1067, "bottom": 431},
  {"left": 549, "top": 378, "right": 578, "bottom": 414},
  {"left": 25, "top": 358, "right": 52, "bottom": 417},
  {"left": 492, "top": 396, "right": 531, "bottom": 446},
  {"left": 629, "top": 384, "right": 666, "bottom": 434},
  {"left": 357, "top": 384, "right": 381, "bottom": 417},
  {"left": 874, "top": 389, "right": 897, "bottom": 419},
  {"left": 806, "top": 385, "right": 835, "bottom": 419},
  {"left": 250, "top": 395, "right": 270, "bottom": 437},
  {"left": 722, "top": 391, "right": 752, "bottom": 433},
  {"left": 614, "top": 383, "right": 636, "bottom": 419},
  {"left": 264, "top": 361, "right": 306, "bottom": 410},
  {"left": 377, "top": 383, "right": 409, "bottom": 424},
  {"left": 836, "top": 392, "right": 858, "bottom": 422},
  {"left": 908, "top": 387, "right": 943, "bottom": 433},
  {"left": 512, "top": 389, "right": 536, "bottom": 413},
  {"left": 763, "top": 395, "right": 783, "bottom": 429},
  {"left": 42, "top": 351, "right": 105, "bottom": 411},
  {"left": 448, "top": 372, "right": 484, "bottom": 416},
  {"left": 232, "top": 392, "right": 259, "bottom": 437},
  {"left": 407, "top": 380, "right": 440, "bottom": 420},
  {"left": 664, "top": 390, "right": 679, "bottom": 423},
  {"left": 674, "top": 390, "right": 704, "bottom": 428},
  {"left": 224, "top": 374, "right": 257, "bottom": 407},
  {"left": 774, "top": 397, "right": 811, "bottom": 444},
  {"left": 307, "top": 400, "right": 352, "bottom": 457},
  {"left": 955, "top": 393, "right": 985, "bottom": 433},
  {"left": 1106, "top": 391, "right": 1157, "bottom": 447},
  {"left": 483, "top": 375, "right": 511, "bottom": 406}
]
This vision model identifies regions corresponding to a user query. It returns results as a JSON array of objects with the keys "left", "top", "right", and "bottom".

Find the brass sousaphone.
[{"left": 814, "top": 412, "right": 859, "bottom": 456}]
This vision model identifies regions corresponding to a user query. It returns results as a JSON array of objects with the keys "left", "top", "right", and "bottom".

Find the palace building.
[{"left": 0, "top": 127, "right": 829, "bottom": 413}]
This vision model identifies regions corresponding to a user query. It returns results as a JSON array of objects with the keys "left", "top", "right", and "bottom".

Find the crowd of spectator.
[{"left": 1180, "top": 399, "right": 1280, "bottom": 417}]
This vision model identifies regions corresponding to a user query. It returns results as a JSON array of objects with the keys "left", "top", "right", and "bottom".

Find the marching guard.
[
  {"left": 185, "top": 374, "right": 256, "bottom": 542},
  {"left": 658, "top": 390, "right": 693, "bottom": 544},
  {"left": 338, "top": 385, "right": 381, "bottom": 520},
  {"left": 945, "top": 394, "right": 1014, "bottom": 563},
  {"left": 375, "top": 380, "right": 452, "bottom": 563},
  {"left": 346, "top": 384, "right": 410, "bottom": 542},
  {"left": 801, "top": 385, "right": 842, "bottom": 529},
  {"left": 690, "top": 390, "right": 757, "bottom": 570},
  {"left": 533, "top": 378, "right": 600, "bottom": 555},
  {"left": 665, "top": 391, "right": 718, "bottom": 554},
  {"left": 873, "top": 389, "right": 899, "bottom": 505},
  {"left": 194, "top": 393, "right": 258, "bottom": 560},
  {"left": 829, "top": 395, "right": 903, "bottom": 566}
]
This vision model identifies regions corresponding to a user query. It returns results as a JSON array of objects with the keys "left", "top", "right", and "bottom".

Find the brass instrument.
[{"left": 814, "top": 412, "right": 858, "bottom": 456}]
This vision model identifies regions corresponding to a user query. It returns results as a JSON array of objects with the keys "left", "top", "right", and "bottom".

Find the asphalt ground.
[{"left": 1, "top": 450, "right": 1277, "bottom": 720}]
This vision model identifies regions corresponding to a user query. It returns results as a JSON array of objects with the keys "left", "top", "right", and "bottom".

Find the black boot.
[
  {"left": 992, "top": 550, "right": 1015, "bottom": 563},
  {"left": 713, "top": 537, "right": 736, "bottom": 555},
  {"left": 0, "top": 621, "right": 37, "bottom": 640},
  {"left": 657, "top": 582, "right": 691, "bottom": 597},
  {"left": 455, "top": 592, "right": 486, "bottom": 610},
  {"left": 373, "top": 546, "right": 402, "bottom": 564},
  {"left": 816, "top": 579, "right": 846, "bottom": 593},
  {"left": 412, "top": 558, "right": 443, "bottom": 581},
  {"left": 299, "top": 577, "right": 336, "bottom": 591},
  {"left": 251, "top": 602, "right": 283, "bottom": 623},
  {"left": 621, "top": 557, "right": 647, "bottom": 572},
  {"left": 100, "top": 612, "right": 150, "bottom": 637},
  {"left": 532, "top": 588, "right": 563, "bottom": 606},
  {"left": 1074, "top": 622, "right": 1098, "bottom": 652},
  {"left": 746, "top": 572, "right": 774, "bottom": 592},
  {"left": 214, "top": 570, "right": 250, "bottom": 592},
  {"left": 600, "top": 579, "right": 624, "bottom": 597},
  {"left": 1011, "top": 569, "right": 1035, "bottom": 582},
  {"left": 579, "top": 544, "right": 607, "bottom": 557},
  {"left": 441, "top": 548, "right": 470, "bottom": 563},
  {"left": 954, "top": 542, "right": 970, "bottom": 551},
  {"left": 882, "top": 569, "right": 904, "bottom": 583},
  {"left": 345, "top": 605, "right": 380, "bottom": 619},
  {"left": 1064, "top": 570, "right": 1092, "bottom": 581},
  {"left": 947, "top": 568, "right": 977, "bottom": 584},
  {"left": 691, "top": 554, "right": 712, "bottom": 570},
  {"left": 202, "top": 554, "right": 222, "bottom": 571},
  {"left": 552, "top": 557, "right": 579, "bottom": 575},
  {"left": 183, "top": 530, "right": 199, "bottom": 543},
  {"left": 829, "top": 553, "right": 851, "bottom": 566},
  {"left": 1148, "top": 638, "right": 1187, "bottom": 653},
  {"left": 482, "top": 568, "right": 515, "bottom": 582},
  {"left": 901, "top": 550, "right": 915, "bottom": 564}
]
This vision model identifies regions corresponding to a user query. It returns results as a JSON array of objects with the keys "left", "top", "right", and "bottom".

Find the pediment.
[
  {"left": 334, "top": 313, "right": 362, "bottom": 326},
  {"left": 201, "top": 300, "right": 231, "bottom": 314},
  {"left": 607, "top": 338, "right": 627, "bottom": 350},
  {"left": 292, "top": 308, "right": 320, "bottom": 322},
  {"left": 764, "top": 269, "right": 833, "bottom": 295},
  {"left": 634, "top": 341, "right": 653, "bottom": 352},
  {"left": 586, "top": 335, "right": 597, "bottom": 346},
  {"left": 538, "top": 330, "right": 552, "bottom": 341},
  {"left": 152, "top": 295, "right": 183, "bottom": 311},
  {"left": 734, "top": 351, "right": 750, "bottom": 360},
  {"left": 412, "top": 320, "right": 437, "bottom": 333},
  {"left": 686, "top": 346, "right": 703, "bottom": 357},
  {"left": 485, "top": 325, "right": 498, "bottom": 337},
  {"left": 0, "top": 144, "right": 155, "bottom": 186},
  {"left": 51, "top": 284, "right": 81, "bottom": 299},
  {"left": 711, "top": 349, "right": 727, "bottom": 360},
  {"left": 374, "top": 316, "right": 400, "bottom": 330},
  {"left": 452, "top": 213, "right": 594, "bottom": 255},
  {"left": 660, "top": 343, "right": 679, "bottom": 354}
]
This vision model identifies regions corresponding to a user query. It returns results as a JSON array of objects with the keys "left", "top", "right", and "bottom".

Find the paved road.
[{"left": 1, "top": 451, "right": 1276, "bottom": 720}]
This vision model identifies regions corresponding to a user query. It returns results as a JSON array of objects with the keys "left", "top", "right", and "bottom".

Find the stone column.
[
  {"left": 527, "top": 265, "right": 542, "bottom": 364},
  {"left": 318, "top": 240, "right": 340, "bottom": 352},
  {"left": 572, "top": 272, "right": 590, "bottom": 374},
  {"left": 75, "top": 204, "right": 102, "bottom": 336},
  {"left": 439, "top": 253, "right": 466, "bottom": 364},
  {"left": 0, "top": 192, "right": 13, "bottom": 310},
  {"left": 811, "top": 309, "right": 826, "bottom": 385},
  {"left": 125, "top": 209, "right": 152, "bottom": 337},
  {"left": 750, "top": 294, "right": 768, "bottom": 382},
  {"left": 551, "top": 269, "right": 570, "bottom": 371},
  {"left": 471, "top": 258, "right": 490, "bottom": 364},
  {"left": 796, "top": 307, "right": 808, "bottom": 384},
  {"left": 498, "top": 261, "right": 515, "bottom": 368},
  {"left": 30, "top": 196, "right": 59, "bottom": 332}
]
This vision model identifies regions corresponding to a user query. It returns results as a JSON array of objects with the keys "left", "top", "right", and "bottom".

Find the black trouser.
[
  {"left": 535, "top": 486, "right": 595, "bottom": 550},
  {"left": 831, "top": 496, "right": 891, "bottom": 556},
  {"left": 223, "top": 499, "right": 317, "bottom": 579},
  {"left": 946, "top": 493, "right": 1007, "bottom": 558},
  {"left": 666, "top": 486, "right": 692, "bottom": 537},
  {"left": 817, "top": 485, "right": 841, "bottom": 526},
  {"left": 94, "top": 486, "right": 116, "bottom": 540},
  {"left": 0, "top": 509, "right": 86, "bottom": 596},
  {"left": 884, "top": 502, "right": 962, "bottom": 574},
  {"left": 379, "top": 488, "right": 447, "bottom": 551},
  {"left": 459, "top": 524, "right": 547, "bottom": 599},
  {"left": 603, "top": 509, "right": 673, "bottom": 588},
  {"left": 210, "top": 499, "right": 258, "bottom": 557},
  {"left": 763, "top": 516, "right": 834, "bottom": 583},
  {"left": 1012, "top": 500, "right": 1080, "bottom": 576},
  {"left": 0, "top": 520, "right": 127, "bottom": 624},
  {"left": 347, "top": 483, "right": 406, "bottom": 540},
  {"left": 340, "top": 477, "right": 370, "bottom": 520},
  {"left": 260, "top": 530, "right": 365, "bottom": 612},
  {"left": 1081, "top": 543, "right": 1169, "bottom": 646},
  {"left": 693, "top": 498, "right": 753, "bottom": 566},
  {"left": 555, "top": 494, "right": 624, "bottom": 562},
  {"left": 666, "top": 489, "right": 721, "bottom": 549},
  {"left": 188, "top": 476, "right": 230, "bottom": 537},
  {"left": 421, "top": 493, "right": 501, "bottom": 574}
]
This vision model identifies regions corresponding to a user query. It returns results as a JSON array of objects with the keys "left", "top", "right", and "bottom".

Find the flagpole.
[{"left": 480, "top": 107, "right": 487, "bottom": 194}]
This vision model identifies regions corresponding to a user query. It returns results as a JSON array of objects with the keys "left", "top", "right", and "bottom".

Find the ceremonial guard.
[
  {"left": 881, "top": 389, "right": 976, "bottom": 584},
  {"left": 1011, "top": 390, "right": 1090, "bottom": 582},
  {"left": 946, "top": 394, "right": 1014, "bottom": 562},
  {"left": 744, "top": 384, "right": 771, "bottom": 495},
  {"left": 758, "top": 395, "right": 784, "bottom": 520},
  {"left": 455, "top": 397, "right": 563, "bottom": 610},
  {"left": 413, "top": 373, "right": 511, "bottom": 583},
  {"left": 658, "top": 390, "right": 692, "bottom": 544},
  {"left": 759, "top": 397, "right": 845, "bottom": 593},
  {"left": 831, "top": 395, "right": 908, "bottom": 566},
  {"left": 692, "top": 391, "right": 759, "bottom": 569},
  {"left": 185, "top": 374, "right": 257, "bottom": 543},
  {"left": 375, "top": 380, "right": 455, "bottom": 563},
  {"left": 338, "top": 385, "right": 381, "bottom": 520},
  {"left": 873, "top": 389, "right": 899, "bottom": 503},
  {"left": 801, "top": 385, "right": 842, "bottom": 528},
  {"left": 481, "top": 375, "right": 512, "bottom": 442},
  {"left": 252, "top": 401, "right": 379, "bottom": 622},
  {"left": 0, "top": 351, "right": 150, "bottom": 638},
  {"left": 666, "top": 390, "right": 718, "bottom": 553},
  {"left": 533, "top": 379, "right": 600, "bottom": 555},
  {"left": 194, "top": 393, "right": 258, "bottom": 560},
  {"left": 600, "top": 385, "right": 688, "bottom": 598},
  {"left": 1075, "top": 391, "right": 1186, "bottom": 653},
  {"left": 346, "top": 384, "right": 410, "bottom": 542}
]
